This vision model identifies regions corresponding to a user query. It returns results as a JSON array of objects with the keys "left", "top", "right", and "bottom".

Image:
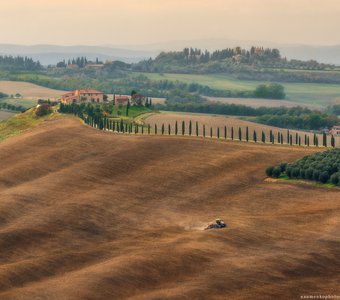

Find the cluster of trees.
[
  {"left": 257, "top": 112, "right": 339, "bottom": 130},
  {"left": 133, "top": 46, "right": 335, "bottom": 74},
  {"left": 0, "top": 102, "right": 25, "bottom": 112},
  {"left": 330, "top": 104, "right": 340, "bottom": 115},
  {"left": 0, "top": 55, "right": 42, "bottom": 71},
  {"left": 56, "top": 57, "right": 103, "bottom": 68},
  {"left": 253, "top": 83, "right": 285, "bottom": 99},
  {"left": 266, "top": 149, "right": 340, "bottom": 185},
  {"left": 0, "top": 92, "right": 8, "bottom": 99}
]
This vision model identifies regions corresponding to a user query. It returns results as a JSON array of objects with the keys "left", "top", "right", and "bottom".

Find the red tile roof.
[{"left": 78, "top": 90, "right": 103, "bottom": 94}]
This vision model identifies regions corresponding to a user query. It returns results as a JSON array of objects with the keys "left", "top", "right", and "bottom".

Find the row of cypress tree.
[{"left": 61, "top": 104, "right": 336, "bottom": 148}]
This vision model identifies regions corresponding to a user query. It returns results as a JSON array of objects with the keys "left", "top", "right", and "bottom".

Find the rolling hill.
[{"left": 0, "top": 117, "right": 339, "bottom": 299}]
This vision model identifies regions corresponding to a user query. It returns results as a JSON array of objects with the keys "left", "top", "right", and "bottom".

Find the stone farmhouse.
[
  {"left": 331, "top": 126, "right": 340, "bottom": 135},
  {"left": 61, "top": 90, "right": 104, "bottom": 104},
  {"left": 114, "top": 95, "right": 130, "bottom": 106}
]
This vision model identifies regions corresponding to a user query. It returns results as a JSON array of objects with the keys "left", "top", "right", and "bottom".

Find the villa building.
[
  {"left": 114, "top": 95, "right": 130, "bottom": 106},
  {"left": 61, "top": 90, "right": 104, "bottom": 104},
  {"left": 331, "top": 126, "right": 340, "bottom": 135}
]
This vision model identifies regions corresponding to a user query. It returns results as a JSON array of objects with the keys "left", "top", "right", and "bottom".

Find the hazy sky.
[{"left": 1, "top": 0, "right": 340, "bottom": 46}]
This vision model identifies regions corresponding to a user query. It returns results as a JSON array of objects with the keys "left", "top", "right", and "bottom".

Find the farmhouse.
[
  {"left": 115, "top": 95, "right": 130, "bottom": 106},
  {"left": 61, "top": 90, "right": 104, "bottom": 104},
  {"left": 331, "top": 126, "right": 340, "bottom": 135}
]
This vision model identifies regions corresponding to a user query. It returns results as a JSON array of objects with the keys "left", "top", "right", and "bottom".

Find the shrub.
[
  {"left": 313, "top": 170, "right": 320, "bottom": 181},
  {"left": 272, "top": 166, "right": 282, "bottom": 178},
  {"left": 292, "top": 168, "right": 300, "bottom": 178},
  {"left": 330, "top": 173, "right": 340, "bottom": 185},
  {"left": 35, "top": 104, "right": 52, "bottom": 117},
  {"left": 266, "top": 166, "right": 274, "bottom": 177},
  {"left": 279, "top": 162, "right": 287, "bottom": 172},
  {"left": 319, "top": 171, "right": 330, "bottom": 184},
  {"left": 305, "top": 168, "right": 314, "bottom": 180}
]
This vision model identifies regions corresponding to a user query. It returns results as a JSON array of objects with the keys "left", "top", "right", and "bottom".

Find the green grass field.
[
  {"left": 138, "top": 72, "right": 340, "bottom": 106},
  {"left": 0, "top": 98, "right": 37, "bottom": 109}
]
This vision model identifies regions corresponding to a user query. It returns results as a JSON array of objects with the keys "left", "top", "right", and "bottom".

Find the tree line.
[
  {"left": 60, "top": 103, "right": 337, "bottom": 148},
  {"left": 0, "top": 55, "right": 42, "bottom": 71},
  {"left": 155, "top": 103, "right": 339, "bottom": 131}
]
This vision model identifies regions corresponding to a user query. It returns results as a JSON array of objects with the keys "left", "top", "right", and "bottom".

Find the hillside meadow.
[
  {"left": 139, "top": 72, "right": 340, "bottom": 106},
  {"left": 0, "top": 116, "right": 339, "bottom": 299}
]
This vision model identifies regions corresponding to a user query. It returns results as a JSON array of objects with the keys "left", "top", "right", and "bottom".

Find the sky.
[{"left": 1, "top": 0, "right": 340, "bottom": 46}]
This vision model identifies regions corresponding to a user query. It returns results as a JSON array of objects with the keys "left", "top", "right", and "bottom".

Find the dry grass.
[
  {"left": 0, "top": 117, "right": 339, "bottom": 299},
  {"left": 0, "top": 81, "right": 65, "bottom": 100},
  {"left": 145, "top": 112, "right": 340, "bottom": 147}
]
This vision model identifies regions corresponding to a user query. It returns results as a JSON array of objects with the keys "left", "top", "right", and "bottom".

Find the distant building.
[
  {"left": 331, "top": 126, "right": 340, "bottom": 135},
  {"left": 61, "top": 90, "right": 104, "bottom": 104},
  {"left": 114, "top": 95, "right": 130, "bottom": 106}
]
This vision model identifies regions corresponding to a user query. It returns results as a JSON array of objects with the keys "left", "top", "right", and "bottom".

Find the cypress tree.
[
  {"left": 298, "top": 136, "right": 301, "bottom": 146},
  {"left": 168, "top": 124, "right": 171, "bottom": 135},
  {"left": 189, "top": 120, "right": 192, "bottom": 136},
  {"left": 217, "top": 127, "right": 220, "bottom": 139},
  {"left": 287, "top": 129, "right": 290, "bottom": 144},
  {"left": 313, "top": 133, "right": 317, "bottom": 146},
  {"left": 224, "top": 126, "right": 227, "bottom": 140},
  {"left": 307, "top": 136, "right": 310, "bottom": 146},
  {"left": 161, "top": 123, "right": 165, "bottom": 135},
  {"left": 290, "top": 134, "right": 293, "bottom": 146},
  {"left": 148, "top": 124, "right": 150, "bottom": 135},
  {"left": 246, "top": 126, "right": 249, "bottom": 142},
  {"left": 182, "top": 121, "right": 185, "bottom": 135},
  {"left": 278, "top": 132, "right": 281, "bottom": 144},
  {"left": 126, "top": 101, "right": 130, "bottom": 116},
  {"left": 231, "top": 127, "right": 234, "bottom": 140},
  {"left": 238, "top": 127, "right": 242, "bottom": 141},
  {"left": 280, "top": 133, "right": 283, "bottom": 144},
  {"left": 196, "top": 121, "right": 199, "bottom": 137},
  {"left": 323, "top": 132, "right": 327, "bottom": 147},
  {"left": 203, "top": 124, "right": 206, "bottom": 138},
  {"left": 210, "top": 127, "right": 213, "bottom": 138},
  {"left": 295, "top": 133, "right": 298, "bottom": 145},
  {"left": 270, "top": 130, "right": 273, "bottom": 143},
  {"left": 141, "top": 125, "right": 144, "bottom": 135},
  {"left": 304, "top": 134, "right": 307, "bottom": 146},
  {"left": 120, "top": 119, "right": 124, "bottom": 133},
  {"left": 253, "top": 130, "right": 257, "bottom": 142},
  {"left": 331, "top": 135, "right": 335, "bottom": 147},
  {"left": 262, "top": 131, "right": 265, "bottom": 143},
  {"left": 175, "top": 121, "right": 178, "bottom": 135}
]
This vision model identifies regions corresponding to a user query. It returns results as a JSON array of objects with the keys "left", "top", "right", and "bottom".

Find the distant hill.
[
  {"left": 1, "top": 41, "right": 340, "bottom": 65},
  {"left": 0, "top": 44, "right": 157, "bottom": 65},
  {"left": 117, "top": 39, "right": 340, "bottom": 65}
]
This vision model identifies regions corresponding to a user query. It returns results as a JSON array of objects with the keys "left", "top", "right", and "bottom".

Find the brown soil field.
[
  {"left": 0, "top": 111, "right": 16, "bottom": 121},
  {"left": 146, "top": 112, "right": 340, "bottom": 147},
  {"left": 0, "top": 81, "right": 65, "bottom": 100},
  {"left": 0, "top": 117, "right": 339, "bottom": 299},
  {"left": 206, "top": 96, "right": 323, "bottom": 110}
]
